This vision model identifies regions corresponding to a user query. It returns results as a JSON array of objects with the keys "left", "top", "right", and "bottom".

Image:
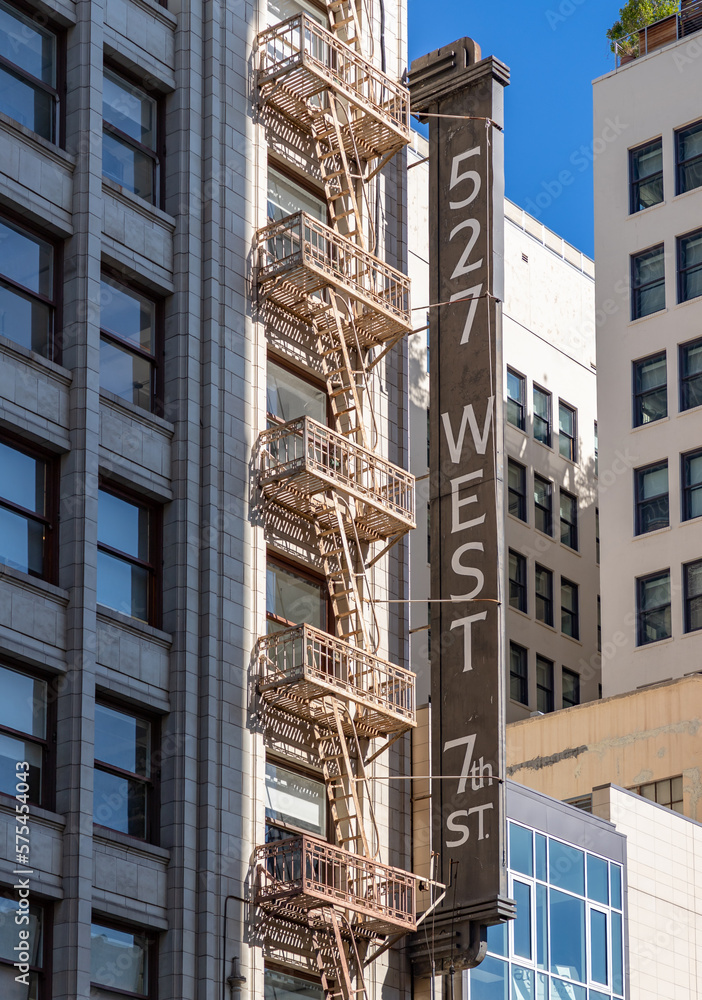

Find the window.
[
  {"left": 265, "top": 968, "right": 323, "bottom": 1000},
  {"left": 533, "top": 385, "right": 551, "bottom": 446},
  {"left": 597, "top": 594, "right": 602, "bottom": 652},
  {"left": 678, "top": 228, "right": 702, "bottom": 303},
  {"left": 97, "top": 487, "right": 158, "bottom": 625},
  {"left": 506, "top": 368, "right": 525, "bottom": 430},
  {"left": 679, "top": 337, "right": 702, "bottom": 410},
  {"left": 103, "top": 69, "right": 160, "bottom": 205},
  {"left": 629, "top": 138, "right": 663, "bottom": 213},
  {"left": 594, "top": 421, "right": 598, "bottom": 477},
  {"left": 676, "top": 120, "right": 702, "bottom": 195},
  {"left": 558, "top": 401, "right": 576, "bottom": 461},
  {"left": 631, "top": 244, "right": 665, "bottom": 320},
  {"left": 267, "top": 359, "right": 327, "bottom": 426},
  {"left": 559, "top": 489, "right": 578, "bottom": 550},
  {"left": 94, "top": 702, "right": 155, "bottom": 841},
  {"left": 682, "top": 449, "right": 702, "bottom": 521},
  {"left": 633, "top": 352, "right": 667, "bottom": 426},
  {"left": 637, "top": 570, "right": 671, "bottom": 645},
  {"left": 100, "top": 274, "right": 160, "bottom": 413},
  {"left": 0, "top": 212, "right": 57, "bottom": 358},
  {"left": 91, "top": 920, "right": 154, "bottom": 999},
  {"left": 508, "top": 550, "right": 527, "bottom": 613},
  {"left": 684, "top": 559, "right": 702, "bottom": 633},
  {"left": 0, "top": 0, "right": 59, "bottom": 142},
  {"left": 265, "top": 760, "right": 327, "bottom": 840},
  {"left": 536, "top": 656, "right": 554, "bottom": 713},
  {"left": 562, "top": 668, "right": 580, "bottom": 709},
  {"left": 509, "top": 642, "right": 528, "bottom": 705},
  {"left": 266, "top": 558, "right": 327, "bottom": 632},
  {"left": 507, "top": 459, "right": 527, "bottom": 522},
  {"left": 596, "top": 508, "right": 600, "bottom": 565},
  {"left": 0, "top": 436, "right": 55, "bottom": 581},
  {"left": 561, "top": 578, "right": 579, "bottom": 639},
  {"left": 534, "top": 475, "right": 552, "bottom": 536},
  {"left": 535, "top": 565, "right": 553, "bottom": 627},
  {"left": 0, "top": 895, "right": 48, "bottom": 998},
  {"left": 267, "top": 165, "right": 326, "bottom": 224},
  {"left": 633, "top": 775, "right": 683, "bottom": 813},
  {"left": 635, "top": 461, "right": 669, "bottom": 534},
  {"left": 0, "top": 663, "right": 49, "bottom": 807}
]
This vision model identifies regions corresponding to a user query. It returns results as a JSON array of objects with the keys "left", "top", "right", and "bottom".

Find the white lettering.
[
  {"left": 449, "top": 219, "right": 483, "bottom": 279},
  {"left": 443, "top": 733, "right": 477, "bottom": 793},
  {"left": 446, "top": 810, "right": 470, "bottom": 848},
  {"left": 470, "top": 756, "right": 494, "bottom": 790},
  {"left": 450, "top": 612, "right": 488, "bottom": 672},
  {"left": 449, "top": 284, "right": 483, "bottom": 344},
  {"left": 449, "top": 147, "right": 482, "bottom": 208},
  {"left": 450, "top": 542, "right": 484, "bottom": 600},
  {"left": 441, "top": 398, "right": 494, "bottom": 463},
  {"left": 450, "top": 470, "right": 485, "bottom": 532}
]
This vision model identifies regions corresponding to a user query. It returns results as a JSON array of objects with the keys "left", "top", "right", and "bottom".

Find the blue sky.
[{"left": 408, "top": 0, "right": 620, "bottom": 257}]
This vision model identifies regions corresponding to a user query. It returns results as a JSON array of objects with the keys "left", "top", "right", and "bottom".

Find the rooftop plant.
[{"left": 607, "top": 0, "right": 679, "bottom": 53}]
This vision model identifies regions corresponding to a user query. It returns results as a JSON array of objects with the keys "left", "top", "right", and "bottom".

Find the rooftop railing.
[
  {"left": 258, "top": 415, "right": 416, "bottom": 541},
  {"left": 256, "top": 14, "right": 410, "bottom": 161},
  {"left": 258, "top": 623, "right": 416, "bottom": 737},
  {"left": 256, "top": 211, "right": 412, "bottom": 348},
  {"left": 614, "top": 1, "right": 702, "bottom": 66},
  {"left": 254, "top": 834, "right": 418, "bottom": 935}
]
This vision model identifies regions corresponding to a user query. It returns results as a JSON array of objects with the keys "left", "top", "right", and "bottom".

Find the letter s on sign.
[
  {"left": 449, "top": 148, "right": 481, "bottom": 210},
  {"left": 446, "top": 810, "right": 470, "bottom": 848}
]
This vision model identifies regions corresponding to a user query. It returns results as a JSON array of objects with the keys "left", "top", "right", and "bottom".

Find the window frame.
[
  {"left": 634, "top": 460, "right": 669, "bottom": 535},
  {"left": 534, "top": 564, "right": 554, "bottom": 628},
  {"left": 679, "top": 336, "right": 702, "bottom": 412},
  {"left": 632, "top": 351, "right": 667, "bottom": 427},
  {"left": 99, "top": 266, "right": 164, "bottom": 415},
  {"left": 266, "top": 552, "right": 331, "bottom": 634},
  {"left": 508, "top": 549, "right": 527, "bottom": 614},
  {"left": 506, "top": 367, "right": 526, "bottom": 431},
  {"left": 102, "top": 64, "right": 165, "bottom": 210},
  {"left": 631, "top": 243, "right": 665, "bottom": 321},
  {"left": 559, "top": 488, "right": 578, "bottom": 551},
  {"left": 533, "top": 474, "right": 553, "bottom": 537},
  {"left": 562, "top": 668, "right": 580, "bottom": 709},
  {"left": 595, "top": 507, "right": 600, "bottom": 565},
  {"left": 533, "top": 384, "right": 552, "bottom": 447},
  {"left": 0, "top": 659, "right": 55, "bottom": 811},
  {"left": 90, "top": 915, "right": 157, "bottom": 1000},
  {"left": 96, "top": 482, "right": 161, "bottom": 628},
  {"left": 629, "top": 137, "right": 664, "bottom": 214},
  {"left": 264, "top": 754, "right": 330, "bottom": 842},
  {"left": 682, "top": 448, "right": 702, "bottom": 522},
  {"left": 558, "top": 400, "right": 577, "bottom": 462},
  {"left": 677, "top": 227, "right": 702, "bottom": 304},
  {"left": 267, "top": 156, "right": 329, "bottom": 227},
  {"left": 93, "top": 698, "right": 159, "bottom": 844},
  {"left": 509, "top": 641, "right": 528, "bottom": 706},
  {"left": 0, "top": 892, "right": 52, "bottom": 999},
  {"left": 632, "top": 775, "right": 683, "bottom": 812},
  {"left": 535, "top": 655, "right": 554, "bottom": 714},
  {"left": 683, "top": 558, "right": 702, "bottom": 634},
  {"left": 264, "top": 962, "right": 324, "bottom": 1000},
  {"left": 0, "top": 430, "right": 58, "bottom": 584},
  {"left": 561, "top": 577, "right": 580, "bottom": 640},
  {"left": 0, "top": 0, "right": 65, "bottom": 146},
  {"left": 0, "top": 205, "right": 62, "bottom": 362},
  {"left": 676, "top": 119, "right": 702, "bottom": 196},
  {"left": 266, "top": 351, "right": 331, "bottom": 428},
  {"left": 507, "top": 458, "right": 527, "bottom": 523},
  {"left": 636, "top": 569, "right": 672, "bottom": 646}
]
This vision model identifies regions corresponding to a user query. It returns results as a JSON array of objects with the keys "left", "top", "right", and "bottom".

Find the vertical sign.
[{"left": 409, "top": 41, "right": 515, "bottom": 974}]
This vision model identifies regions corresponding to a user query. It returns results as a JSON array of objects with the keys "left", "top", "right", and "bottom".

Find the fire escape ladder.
[
  {"left": 315, "top": 696, "right": 380, "bottom": 860},
  {"left": 310, "top": 93, "right": 365, "bottom": 248},
  {"left": 312, "top": 907, "right": 369, "bottom": 1000},
  {"left": 325, "top": 0, "right": 364, "bottom": 58},
  {"left": 314, "top": 491, "right": 370, "bottom": 648},
  {"left": 317, "top": 292, "right": 368, "bottom": 449}
]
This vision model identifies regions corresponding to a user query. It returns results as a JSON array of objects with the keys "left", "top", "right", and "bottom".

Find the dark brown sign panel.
[{"left": 409, "top": 41, "right": 515, "bottom": 975}]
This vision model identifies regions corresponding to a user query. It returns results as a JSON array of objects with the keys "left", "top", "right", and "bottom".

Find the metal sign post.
[{"left": 408, "top": 39, "right": 515, "bottom": 976}]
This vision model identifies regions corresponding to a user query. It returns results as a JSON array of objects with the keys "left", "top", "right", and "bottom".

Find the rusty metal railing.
[
  {"left": 258, "top": 623, "right": 416, "bottom": 735},
  {"left": 255, "top": 834, "right": 417, "bottom": 933}
]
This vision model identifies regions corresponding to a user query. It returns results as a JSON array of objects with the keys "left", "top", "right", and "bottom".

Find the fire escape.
[{"left": 253, "top": 7, "right": 420, "bottom": 1000}]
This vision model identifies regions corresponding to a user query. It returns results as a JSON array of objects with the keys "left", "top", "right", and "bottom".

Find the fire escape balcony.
[
  {"left": 258, "top": 416, "right": 416, "bottom": 542},
  {"left": 256, "top": 13, "right": 410, "bottom": 167},
  {"left": 255, "top": 835, "right": 417, "bottom": 936},
  {"left": 258, "top": 623, "right": 416, "bottom": 738},
  {"left": 255, "top": 212, "right": 412, "bottom": 348}
]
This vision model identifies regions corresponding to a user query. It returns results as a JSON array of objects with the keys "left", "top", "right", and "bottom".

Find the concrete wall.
[{"left": 594, "top": 39, "right": 702, "bottom": 696}]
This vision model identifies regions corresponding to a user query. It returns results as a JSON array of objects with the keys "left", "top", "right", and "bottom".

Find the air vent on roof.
[{"left": 522, "top": 253, "right": 529, "bottom": 263}]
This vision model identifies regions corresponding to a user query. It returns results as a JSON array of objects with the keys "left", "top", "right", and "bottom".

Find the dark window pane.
[
  {"left": 535, "top": 567, "right": 553, "bottom": 627},
  {"left": 101, "top": 277, "right": 156, "bottom": 353},
  {"left": 508, "top": 460, "right": 526, "bottom": 521},
  {"left": 679, "top": 229, "right": 702, "bottom": 303},
  {"left": 507, "top": 369, "right": 525, "bottom": 430},
  {"left": 611, "top": 864, "right": 622, "bottom": 909},
  {"left": 561, "top": 581, "right": 578, "bottom": 639},
  {"left": 534, "top": 476, "right": 552, "bottom": 535},
  {"left": 267, "top": 360, "right": 327, "bottom": 425},
  {"left": 536, "top": 656, "right": 553, "bottom": 713},
  {"left": 685, "top": 560, "right": 702, "bottom": 632},
  {"left": 0, "top": 2, "right": 56, "bottom": 84},
  {"left": 266, "top": 563, "right": 325, "bottom": 629},
  {"left": 558, "top": 403, "right": 576, "bottom": 461},
  {"left": 535, "top": 834, "right": 547, "bottom": 881},
  {"left": 265, "top": 968, "right": 324, "bottom": 1000},
  {"left": 509, "top": 551, "right": 526, "bottom": 613},
  {"left": 93, "top": 767, "right": 147, "bottom": 837},
  {"left": 0, "top": 506, "right": 45, "bottom": 576},
  {"left": 549, "top": 839, "right": 585, "bottom": 894},
  {"left": 560, "top": 491, "right": 577, "bottom": 550},
  {"left": 630, "top": 140, "right": 663, "bottom": 212},
  {"left": 103, "top": 71, "right": 155, "bottom": 147},
  {"left": 98, "top": 490, "right": 150, "bottom": 560},
  {"left": 612, "top": 911, "right": 623, "bottom": 994},
  {"left": 0, "top": 277, "right": 53, "bottom": 353},
  {"left": 638, "top": 571, "right": 671, "bottom": 644},
  {"left": 100, "top": 337, "right": 153, "bottom": 410},
  {"left": 91, "top": 923, "right": 148, "bottom": 994},
  {"left": 533, "top": 387, "right": 551, "bottom": 445},
  {"left": 103, "top": 130, "right": 155, "bottom": 202},
  {"left": 549, "top": 888, "right": 585, "bottom": 983},
  {"left": 536, "top": 882, "right": 548, "bottom": 971},
  {"left": 635, "top": 462, "right": 669, "bottom": 533},
  {"left": 0, "top": 897, "right": 42, "bottom": 966},
  {"left": 95, "top": 704, "right": 150, "bottom": 775},
  {"left": 470, "top": 956, "right": 508, "bottom": 1000},
  {"left": 0, "top": 731, "right": 43, "bottom": 801},
  {"left": 485, "top": 921, "right": 508, "bottom": 958},
  {"left": 634, "top": 353, "right": 667, "bottom": 425},
  {"left": 96, "top": 549, "right": 149, "bottom": 621},
  {"left": 680, "top": 339, "right": 702, "bottom": 410},
  {"left": 562, "top": 668, "right": 580, "bottom": 708},
  {"left": 632, "top": 245, "right": 665, "bottom": 319},
  {"left": 0, "top": 62, "right": 55, "bottom": 140},
  {"left": 587, "top": 854, "right": 609, "bottom": 904},
  {"left": 513, "top": 880, "right": 532, "bottom": 960},
  {"left": 0, "top": 664, "right": 46, "bottom": 738},
  {"left": 510, "top": 643, "right": 528, "bottom": 704},
  {"left": 510, "top": 823, "right": 533, "bottom": 876},
  {"left": 0, "top": 217, "right": 53, "bottom": 296},
  {"left": 590, "top": 909, "right": 608, "bottom": 985}
]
